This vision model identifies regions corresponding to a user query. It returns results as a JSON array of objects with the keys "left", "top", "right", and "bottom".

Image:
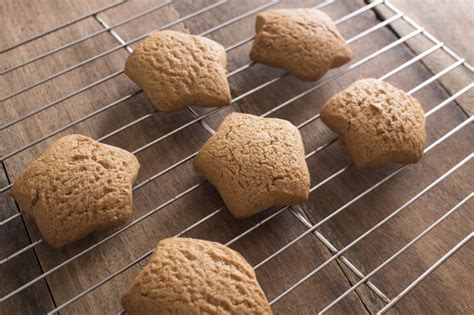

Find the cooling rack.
[{"left": 1, "top": 0, "right": 472, "bottom": 313}]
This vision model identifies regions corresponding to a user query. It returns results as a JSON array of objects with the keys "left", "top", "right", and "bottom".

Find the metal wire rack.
[{"left": 1, "top": 0, "right": 472, "bottom": 313}]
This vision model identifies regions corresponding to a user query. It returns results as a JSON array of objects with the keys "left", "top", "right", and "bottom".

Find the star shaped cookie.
[
  {"left": 122, "top": 238, "right": 272, "bottom": 314},
  {"left": 11, "top": 134, "right": 140, "bottom": 247},
  {"left": 320, "top": 79, "right": 426, "bottom": 168},
  {"left": 193, "top": 112, "right": 310, "bottom": 218},
  {"left": 250, "top": 9, "right": 353, "bottom": 81},
  {"left": 125, "top": 30, "right": 231, "bottom": 112}
]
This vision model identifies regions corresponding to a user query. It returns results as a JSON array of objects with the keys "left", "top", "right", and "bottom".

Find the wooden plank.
[{"left": 0, "top": 0, "right": 472, "bottom": 313}]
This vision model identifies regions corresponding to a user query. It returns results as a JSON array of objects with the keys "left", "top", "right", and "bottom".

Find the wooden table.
[{"left": 1, "top": 0, "right": 472, "bottom": 314}]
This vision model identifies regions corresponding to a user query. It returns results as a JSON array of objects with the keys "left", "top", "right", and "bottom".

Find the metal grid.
[{"left": 1, "top": 0, "right": 472, "bottom": 313}]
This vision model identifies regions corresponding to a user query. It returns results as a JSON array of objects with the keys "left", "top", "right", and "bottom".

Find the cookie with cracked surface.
[
  {"left": 320, "top": 78, "right": 426, "bottom": 168},
  {"left": 125, "top": 30, "right": 231, "bottom": 112},
  {"left": 11, "top": 134, "right": 140, "bottom": 247},
  {"left": 122, "top": 237, "right": 272, "bottom": 315},
  {"left": 193, "top": 112, "right": 310, "bottom": 218},
  {"left": 250, "top": 8, "right": 353, "bottom": 81}
]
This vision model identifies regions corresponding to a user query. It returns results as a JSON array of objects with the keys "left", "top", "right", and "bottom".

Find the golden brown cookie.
[
  {"left": 250, "top": 8, "right": 353, "bottom": 81},
  {"left": 122, "top": 237, "right": 272, "bottom": 315},
  {"left": 11, "top": 134, "right": 140, "bottom": 247},
  {"left": 320, "top": 79, "right": 426, "bottom": 168},
  {"left": 125, "top": 30, "right": 231, "bottom": 112},
  {"left": 193, "top": 112, "right": 310, "bottom": 218}
]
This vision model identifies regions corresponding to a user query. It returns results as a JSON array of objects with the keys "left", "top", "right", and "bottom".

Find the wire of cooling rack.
[
  {"left": 2, "top": 2, "right": 388, "bottom": 276},
  {"left": 3, "top": 1, "right": 474, "bottom": 306},
  {"left": 34, "top": 26, "right": 474, "bottom": 315},
  {"left": 0, "top": 1, "right": 283, "bottom": 153},
  {"left": 1, "top": 0, "right": 472, "bottom": 313},
  {"left": 0, "top": 0, "right": 357, "bottom": 221},
  {"left": 49, "top": 119, "right": 473, "bottom": 313},
  {"left": 0, "top": 0, "right": 419, "bottom": 261}
]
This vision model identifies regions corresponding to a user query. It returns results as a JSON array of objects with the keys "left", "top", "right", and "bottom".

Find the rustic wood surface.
[{"left": 0, "top": 0, "right": 472, "bottom": 314}]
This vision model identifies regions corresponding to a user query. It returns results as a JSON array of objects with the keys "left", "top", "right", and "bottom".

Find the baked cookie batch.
[{"left": 10, "top": 8, "right": 427, "bottom": 315}]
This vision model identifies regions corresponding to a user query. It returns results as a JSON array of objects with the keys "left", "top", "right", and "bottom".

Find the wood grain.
[{"left": 0, "top": 0, "right": 472, "bottom": 314}]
